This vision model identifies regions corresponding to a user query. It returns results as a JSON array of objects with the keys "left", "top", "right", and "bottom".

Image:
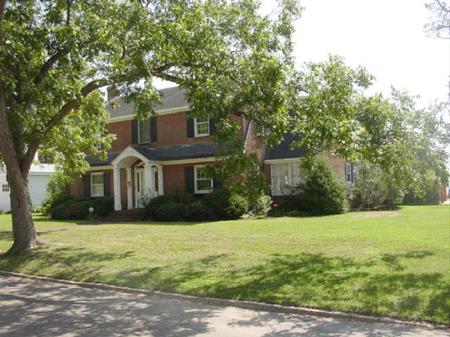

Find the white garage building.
[{"left": 0, "top": 163, "right": 57, "bottom": 212}]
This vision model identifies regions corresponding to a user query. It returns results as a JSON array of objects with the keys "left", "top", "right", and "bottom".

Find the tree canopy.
[{"left": 0, "top": 0, "right": 301, "bottom": 254}]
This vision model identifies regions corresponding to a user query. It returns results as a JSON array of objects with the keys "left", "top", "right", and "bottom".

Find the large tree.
[
  {"left": 425, "top": 0, "right": 450, "bottom": 39},
  {"left": 0, "top": 0, "right": 300, "bottom": 255},
  {"left": 290, "top": 56, "right": 450, "bottom": 204}
]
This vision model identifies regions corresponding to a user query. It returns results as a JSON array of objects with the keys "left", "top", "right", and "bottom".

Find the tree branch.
[
  {"left": 0, "top": 0, "right": 6, "bottom": 29},
  {"left": 23, "top": 79, "right": 110, "bottom": 173},
  {"left": 33, "top": 48, "right": 69, "bottom": 86}
]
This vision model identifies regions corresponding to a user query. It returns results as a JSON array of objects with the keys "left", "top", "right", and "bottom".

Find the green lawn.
[{"left": 0, "top": 205, "right": 449, "bottom": 324}]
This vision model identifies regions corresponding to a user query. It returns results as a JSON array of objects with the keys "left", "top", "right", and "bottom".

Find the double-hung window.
[
  {"left": 194, "top": 166, "right": 213, "bottom": 194},
  {"left": 2, "top": 184, "right": 9, "bottom": 192},
  {"left": 345, "top": 162, "right": 357, "bottom": 183},
  {"left": 138, "top": 120, "right": 151, "bottom": 143},
  {"left": 194, "top": 117, "right": 210, "bottom": 137},
  {"left": 91, "top": 172, "right": 104, "bottom": 197},
  {"left": 271, "top": 162, "right": 301, "bottom": 196}
]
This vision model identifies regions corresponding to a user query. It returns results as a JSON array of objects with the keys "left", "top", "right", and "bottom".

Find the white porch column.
[
  {"left": 144, "top": 162, "right": 155, "bottom": 199},
  {"left": 113, "top": 164, "right": 122, "bottom": 211},
  {"left": 126, "top": 167, "right": 133, "bottom": 210},
  {"left": 157, "top": 165, "right": 164, "bottom": 196}
]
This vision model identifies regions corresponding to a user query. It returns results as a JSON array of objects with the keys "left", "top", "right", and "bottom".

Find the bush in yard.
[
  {"left": 41, "top": 172, "right": 72, "bottom": 215},
  {"left": 295, "top": 156, "right": 347, "bottom": 215},
  {"left": 154, "top": 202, "right": 186, "bottom": 221},
  {"left": 351, "top": 160, "right": 403, "bottom": 209},
  {"left": 92, "top": 197, "right": 114, "bottom": 218},
  {"left": 249, "top": 194, "right": 272, "bottom": 216},
  {"left": 204, "top": 188, "right": 247, "bottom": 219},
  {"left": 51, "top": 198, "right": 91, "bottom": 220},
  {"left": 143, "top": 192, "right": 194, "bottom": 219},
  {"left": 183, "top": 201, "right": 217, "bottom": 222},
  {"left": 225, "top": 194, "right": 248, "bottom": 219}
]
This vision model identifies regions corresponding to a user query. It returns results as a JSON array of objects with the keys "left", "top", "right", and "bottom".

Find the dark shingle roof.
[
  {"left": 106, "top": 86, "right": 188, "bottom": 118},
  {"left": 86, "top": 152, "right": 120, "bottom": 167},
  {"left": 133, "top": 143, "right": 228, "bottom": 161},
  {"left": 86, "top": 143, "right": 228, "bottom": 166},
  {"left": 264, "top": 133, "right": 303, "bottom": 160}
]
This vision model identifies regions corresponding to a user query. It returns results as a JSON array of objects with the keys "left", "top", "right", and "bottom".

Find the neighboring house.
[
  {"left": 0, "top": 162, "right": 57, "bottom": 212},
  {"left": 69, "top": 86, "right": 352, "bottom": 211}
]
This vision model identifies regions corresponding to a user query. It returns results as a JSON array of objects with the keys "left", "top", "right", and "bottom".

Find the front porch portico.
[{"left": 111, "top": 147, "right": 164, "bottom": 211}]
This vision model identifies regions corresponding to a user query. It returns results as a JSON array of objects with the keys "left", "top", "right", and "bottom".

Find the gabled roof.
[
  {"left": 106, "top": 86, "right": 188, "bottom": 119},
  {"left": 264, "top": 133, "right": 303, "bottom": 160},
  {"left": 85, "top": 152, "right": 121, "bottom": 167}
]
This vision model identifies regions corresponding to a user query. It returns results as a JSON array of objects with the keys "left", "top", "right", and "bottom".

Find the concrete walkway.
[{"left": 0, "top": 276, "right": 448, "bottom": 337}]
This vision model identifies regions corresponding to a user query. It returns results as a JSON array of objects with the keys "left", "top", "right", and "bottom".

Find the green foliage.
[
  {"left": 50, "top": 198, "right": 91, "bottom": 220},
  {"left": 0, "top": 0, "right": 300, "bottom": 176},
  {"left": 403, "top": 191, "right": 441, "bottom": 205},
  {"left": 212, "top": 152, "right": 269, "bottom": 207},
  {"left": 183, "top": 201, "right": 217, "bottom": 222},
  {"left": 295, "top": 156, "right": 347, "bottom": 215},
  {"left": 143, "top": 192, "right": 193, "bottom": 219},
  {"left": 154, "top": 202, "right": 186, "bottom": 222},
  {"left": 351, "top": 161, "right": 403, "bottom": 209},
  {"left": 226, "top": 194, "right": 248, "bottom": 220},
  {"left": 91, "top": 197, "right": 114, "bottom": 218},
  {"left": 49, "top": 196, "right": 112, "bottom": 220},
  {"left": 249, "top": 194, "right": 273, "bottom": 216},
  {"left": 41, "top": 172, "right": 71, "bottom": 216},
  {"left": 204, "top": 188, "right": 247, "bottom": 220}
]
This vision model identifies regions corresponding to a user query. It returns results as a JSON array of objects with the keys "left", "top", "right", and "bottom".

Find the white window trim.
[
  {"left": 194, "top": 166, "right": 213, "bottom": 194},
  {"left": 194, "top": 117, "right": 210, "bottom": 137},
  {"left": 138, "top": 120, "right": 151, "bottom": 144},
  {"left": 90, "top": 172, "right": 105, "bottom": 197},
  {"left": 270, "top": 162, "right": 301, "bottom": 196},
  {"left": 2, "top": 184, "right": 9, "bottom": 192}
]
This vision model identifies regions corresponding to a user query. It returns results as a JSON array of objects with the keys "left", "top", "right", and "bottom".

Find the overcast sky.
[{"left": 267, "top": 0, "right": 449, "bottom": 107}]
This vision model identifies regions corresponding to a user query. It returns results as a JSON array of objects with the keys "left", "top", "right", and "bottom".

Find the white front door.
[{"left": 134, "top": 168, "right": 145, "bottom": 208}]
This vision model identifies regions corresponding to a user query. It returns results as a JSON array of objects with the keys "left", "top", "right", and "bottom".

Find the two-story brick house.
[{"left": 70, "top": 86, "right": 352, "bottom": 211}]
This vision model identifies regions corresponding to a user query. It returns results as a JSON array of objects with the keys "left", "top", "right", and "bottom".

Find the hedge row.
[
  {"left": 144, "top": 188, "right": 249, "bottom": 222},
  {"left": 50, "top": 196, "right": 113, "bottom": 220}
]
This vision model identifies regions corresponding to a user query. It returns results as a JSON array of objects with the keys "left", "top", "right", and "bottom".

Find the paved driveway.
[{"left": 0, "top": 276, "right": 448, "bottom": 337}]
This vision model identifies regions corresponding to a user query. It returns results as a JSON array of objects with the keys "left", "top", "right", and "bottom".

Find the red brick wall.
[
  {"left": 324, "top": 153, "right": 347, "bottom": 179},
  {"left": 107, "top": 112, "right": 244, "bottom": 151},
  {"left": 108, "top": 121, "right": 132, "bottom": 152}
]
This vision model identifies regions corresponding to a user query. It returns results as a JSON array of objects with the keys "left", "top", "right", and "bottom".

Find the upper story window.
[
  {"left": 345, "top": 162, "right": 357, "bottom": 183},
  {"left": 91, "top": 172, "right": 104, "bottom": 197},
  {"left": 194, "top": 117, "right": 210, "bottom": 137},
  {"left": 194, "top": 166, "right": 213, "bottom": 194},
  {"left": 271, "top": 162, "right": 301, "bottom": 196},
  {"left": 2, "top": 184, "right": 9, "bottom": 192},
  {"left": 138, "top": 120, "right": 151, "bottom": 143}
]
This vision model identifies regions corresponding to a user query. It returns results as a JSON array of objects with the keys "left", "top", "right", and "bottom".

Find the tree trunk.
[{"left": 5, "top": 170, "right": 38, "bottom": 255}]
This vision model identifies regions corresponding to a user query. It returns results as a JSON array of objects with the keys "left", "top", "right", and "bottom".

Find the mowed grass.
[{"left": 0, "top": 205, "right": 449, "bottom": 324}]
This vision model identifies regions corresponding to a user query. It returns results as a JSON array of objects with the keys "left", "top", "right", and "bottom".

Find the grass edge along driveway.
[{"left": 0, "top": 205, "right": 449, "bottom": 324}]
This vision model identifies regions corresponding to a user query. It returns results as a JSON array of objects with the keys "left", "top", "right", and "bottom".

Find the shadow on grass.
[{"left": 1, "top": 246, "right": 448, "bottom": 324}]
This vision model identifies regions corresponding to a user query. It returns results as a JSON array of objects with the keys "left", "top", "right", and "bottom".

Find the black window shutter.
[
  {"left": 209, "top": 118, "right": 216, "bottom": 135},
  {"left": 131, "top": 120, "right": 139, "bottom": 144},
  {"left": 150, "top": 117, "right": 157, "bottom": 142},
  {"left": 186, "top": 115, "right": 194, "bottom": 138},
  {"left": 103, "top": 172, "right": 112, "bottom": 196},
  {"left": 213, "top": 177, "right": 222, "bottom": 190},
  {"left": 83, "top": 174, "right": 91, "bottom": 197},
  {"left": 184, "top": 166, "right": 194, "bottom": 193}
]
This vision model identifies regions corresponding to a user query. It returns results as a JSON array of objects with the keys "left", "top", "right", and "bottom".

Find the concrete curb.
[{"left": 1, "top": 270, "right": 448, "bottom": 331}]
